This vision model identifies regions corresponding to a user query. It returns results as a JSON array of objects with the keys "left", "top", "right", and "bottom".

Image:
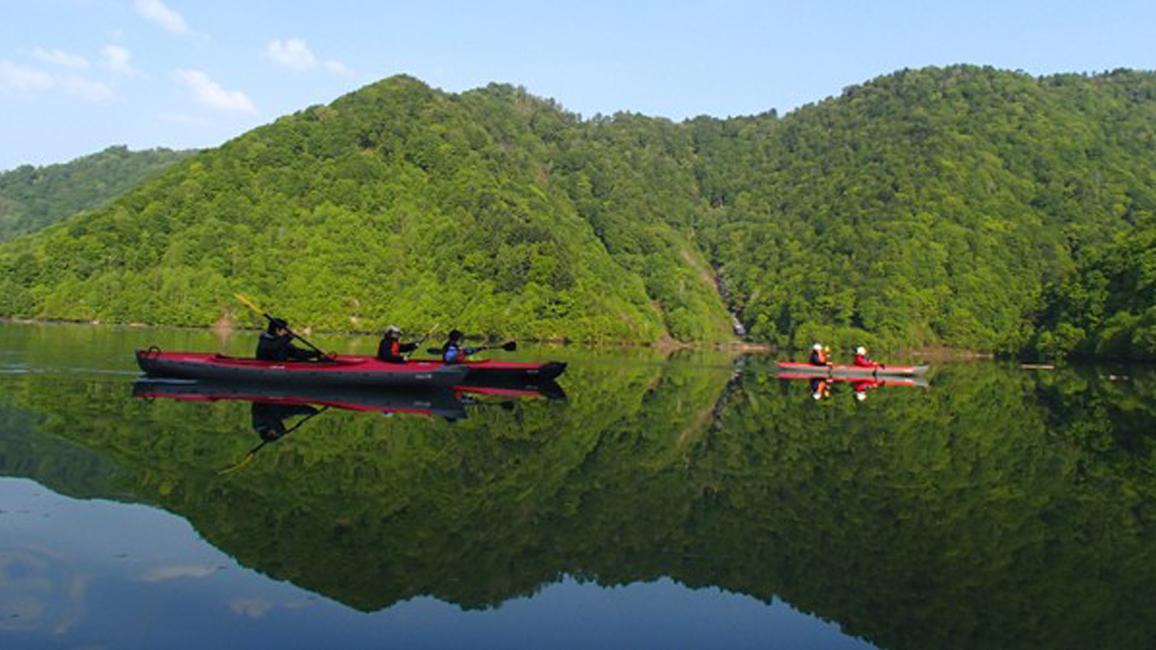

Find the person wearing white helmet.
[
  {"left": 808, "top": 342, "right": 830, "bottom": 366},
  {"left": 853, "top": 345, "right": 881, "bottom": 368},
  {"left": 376, "top": 325, "right": 419, "bottom": 363}
]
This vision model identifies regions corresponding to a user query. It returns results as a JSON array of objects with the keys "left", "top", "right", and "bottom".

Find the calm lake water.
[{"left": 1, "top": 321, "right": 1154, "bottom": 650}]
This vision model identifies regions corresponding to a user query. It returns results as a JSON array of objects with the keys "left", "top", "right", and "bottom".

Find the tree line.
[{"left": 0, "top": 66, "right": 1153, "bottom": 357}]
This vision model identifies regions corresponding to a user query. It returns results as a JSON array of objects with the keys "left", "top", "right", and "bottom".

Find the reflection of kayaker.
[
  {"left": 810, "top": 377, "right": 831, "bottom": 401},
  {"left": 216, "top": 402, "right": 328, "bottom": 474},
  {"left": 851, "top": 378, "right": 883, "bottom": 402},
  {"left": 251, "top": 402, "right": 321, "bottom": 441}
]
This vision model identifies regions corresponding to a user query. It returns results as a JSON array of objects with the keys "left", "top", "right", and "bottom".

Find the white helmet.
[
  {"left": 812, "top": 343, "right": 823, "bottom": 351},
  {"left": 385, "top": 325, "right": 401, "bottom": 336},
  {"left": 812, "top": 392, "right": 823, "bottom": 400},
  {"left": 855, "top": 391, "right": 867, "bottom": 402},
  {"left": 856, "top": 346, "right": 867, "bottom": 355}
]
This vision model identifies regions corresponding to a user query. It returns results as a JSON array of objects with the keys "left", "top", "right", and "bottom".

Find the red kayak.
[
  {"left": 354, "top": 355, "right": 567, "bottom": 382},
  {"left": 776, "top": 372, "right": 928, "bottom": 388},
  {"left": 776, "top": 361, "right": 929, "bottom": 378},
  {"left": 135, "top": 349, "right": 566, "bottom": 388},
  {"left": 136, "top": 349, "right": 469, "bottom": 388}
]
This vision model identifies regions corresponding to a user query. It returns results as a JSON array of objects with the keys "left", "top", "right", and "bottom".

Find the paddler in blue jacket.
[{"left": 441, "top": 329, "right": 485, "bottom": 364}]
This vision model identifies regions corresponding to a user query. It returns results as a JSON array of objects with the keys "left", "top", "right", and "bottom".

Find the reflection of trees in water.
[{"left": 2, "top": 361, "right": 1156, "bottom": 650}]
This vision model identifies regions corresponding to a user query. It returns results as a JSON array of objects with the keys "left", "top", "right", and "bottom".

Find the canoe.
[
  {"left": 776, "top": 361, "right": 930, "bottom": 378},
  {"left": 135, "top": 349, "right": 469, "bottom": 388}
]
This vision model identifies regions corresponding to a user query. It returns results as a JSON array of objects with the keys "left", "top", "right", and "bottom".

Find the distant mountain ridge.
[
  {"left": 0, "top": 145, "right": 196, "bottom": 243},
  {"left": 0, "top": 66, "right": 1153, "bottom": 355}
]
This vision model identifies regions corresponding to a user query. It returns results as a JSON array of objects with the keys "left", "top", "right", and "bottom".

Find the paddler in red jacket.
[
  {"left": 852, "top": 346, "right": 882, "bottom": 368},
  {"left": 377, "top": 326, "right": 418, "bottom": 363}
]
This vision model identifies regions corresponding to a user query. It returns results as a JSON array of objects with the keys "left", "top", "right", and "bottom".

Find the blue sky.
[{"left": 2, "top": 0, "right": 1154, "bottom": 171}]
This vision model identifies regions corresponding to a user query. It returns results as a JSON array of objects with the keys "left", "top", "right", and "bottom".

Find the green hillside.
[
  {"left": 693, "top": 67, "right": 1156, "bottom": 354},
  {"left": 0, "top": 145, "right": 195, "bottom": 243},
  {"left": 1, "top": 66, "right": 1154, "bottom": 353}
]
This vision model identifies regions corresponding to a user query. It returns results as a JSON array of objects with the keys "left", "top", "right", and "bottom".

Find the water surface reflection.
[{"left": 1, "top": 322, "right": 1154, "bottom": 649}]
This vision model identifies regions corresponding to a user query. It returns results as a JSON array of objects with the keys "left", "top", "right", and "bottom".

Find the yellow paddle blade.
[
  {"left": 234, "top": 293, "right": 265, "bottom": 316},
  {"left": 216, "top": 453, "right": 255, "bottom": 476}
]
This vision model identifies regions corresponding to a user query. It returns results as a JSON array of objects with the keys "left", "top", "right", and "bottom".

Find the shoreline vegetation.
[
  {"left": 0, "top": 316, "right": 1000, "bottom": 360},
  {"left": 2, "top": 66, "right": 1154, "bottom": 361}
]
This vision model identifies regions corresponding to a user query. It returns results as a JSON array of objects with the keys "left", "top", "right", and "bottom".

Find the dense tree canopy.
[
  {"left": 0, "top": 66, "right": 1153, "bottom": 354},
  {"left": 0, "top": 145, "right": 194, "bottom": 243}
]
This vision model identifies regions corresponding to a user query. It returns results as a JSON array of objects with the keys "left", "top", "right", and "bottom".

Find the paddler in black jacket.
[
  {"left": 377, "top": 325, "right": 418, "bottom": 363},
  {"left": 809, "top": 343, "right": 830, "bottom": 366},
  {"left": 256, "top": 318, "right": 322, "bottom": 361}
]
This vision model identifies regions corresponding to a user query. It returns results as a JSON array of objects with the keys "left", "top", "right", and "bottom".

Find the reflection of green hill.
[{"left": 2, "top": 359, "right": 1155, "bottom": 650}]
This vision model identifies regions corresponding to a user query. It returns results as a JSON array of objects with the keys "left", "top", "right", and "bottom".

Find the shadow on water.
[{"left": 2, "top": 322, "right": 1156, "bottom": 649}]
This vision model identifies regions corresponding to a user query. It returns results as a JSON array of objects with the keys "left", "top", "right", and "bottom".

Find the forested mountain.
[
  {"left": 691, "top": 67, "right": 1156, "bottom": 355},
  {"left": 0, "top": 145, "right": 195, "bottom": 243},
  {"left": 0, "top": 66, "right": 1153, "bottom": 355}
]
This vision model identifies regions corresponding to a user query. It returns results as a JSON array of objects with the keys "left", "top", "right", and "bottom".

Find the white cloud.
[
  {"left": 59, "top": 75, "right": 113, "bottom": 102},
  {"left": 0, "top": 60, "right": 54, "bottom": 91},
  {"left": 325, "top": 60, "right": 352, "bottom": 76},
  {"left": 266, "top": 38, "right": 316, "bottom": 72},
  {"left": 230, "top": 598, "right": 275, "bottom": 618},
  {"left": 0, "top": 59, "right": 112, "bottom": 103},
  {"left": 101, "top": 45, "right": 134, "bottom": 74},
  {"left": 175, "top": 69, "right": 256, "bottom": 113},
  {"left": 136, "top": 564, "right": 220, "bottom": 583},
  {"left": 134, "top": 0, "right": 190, "bottom": 34},
  {"left": 33, "top": 47, "right": 90, "bottom": 70}
]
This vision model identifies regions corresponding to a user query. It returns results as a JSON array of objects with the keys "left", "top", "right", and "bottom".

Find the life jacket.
[
  {"left": 388, "top": 339, "right": 401, "bottom": 357},
  {"left": 853, "top": 353, "right": 876, "bottom": 368},
  {"left": 809, "top": 348, "right": 827, "bottom": 365},
  {"left": 443, "top": 343, "right": 465, "bottom": 364}
]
